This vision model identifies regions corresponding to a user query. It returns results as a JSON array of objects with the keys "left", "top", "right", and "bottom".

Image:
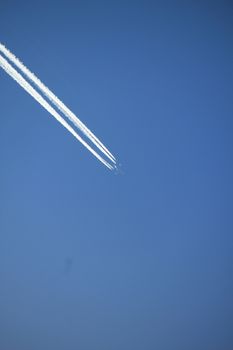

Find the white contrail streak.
[
  {"left": 0, "top": 43, "right": 116, "bottom": 165},
  {"left": 0, "top": 54, "right": 114, "bottom": 170}
]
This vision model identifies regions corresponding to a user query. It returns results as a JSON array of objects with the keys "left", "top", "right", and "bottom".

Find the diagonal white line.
[
  {"left": 0, "top": 43, "right": 116, "bottom": 165},
  {"left": 0, "top": 54, "right": 114, "bottom": 170}
]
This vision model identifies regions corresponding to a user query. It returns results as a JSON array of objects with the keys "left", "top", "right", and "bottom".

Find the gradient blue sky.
[{"left": 0, "top": 1, "right": 233, "bottom": 349}]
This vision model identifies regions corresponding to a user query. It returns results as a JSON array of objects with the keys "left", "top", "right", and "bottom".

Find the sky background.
[{"left": 0, "top": 1, "right": 233, "bottom": 349}]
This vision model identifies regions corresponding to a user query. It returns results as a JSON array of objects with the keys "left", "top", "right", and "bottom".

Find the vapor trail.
[
  {"left": 0, "top": 43, "right": 116, "bottom": 164},
  {"left": 0, "top": 54, "right": 114, "bottom": 170}
]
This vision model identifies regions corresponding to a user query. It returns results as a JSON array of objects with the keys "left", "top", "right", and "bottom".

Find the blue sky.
[{"left": 0, "top": 1, "right": 233, "bottom": 349}]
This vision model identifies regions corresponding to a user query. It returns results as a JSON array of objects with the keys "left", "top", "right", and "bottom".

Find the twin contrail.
[{"left": 0, "top": 43, "right": 117, "bottom": 170}]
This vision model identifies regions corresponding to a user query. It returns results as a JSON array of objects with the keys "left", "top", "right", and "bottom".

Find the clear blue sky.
[{"left": 0, "top": 1, "right": 233, "bottom": 349}]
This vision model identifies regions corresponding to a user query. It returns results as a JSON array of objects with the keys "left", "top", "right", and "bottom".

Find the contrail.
[
  {"left": 0, "top": 43, "right": 116, "bottom": 165},
  {"left": 0, "top": 54, "right": 114, "bottom": 170}
]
